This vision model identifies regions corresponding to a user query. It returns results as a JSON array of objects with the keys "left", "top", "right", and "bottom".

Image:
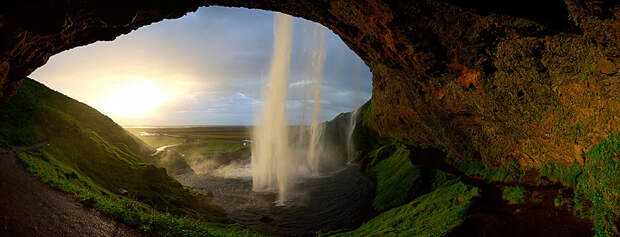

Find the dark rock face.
[{"left": 0, "top": 1, "right": 618, "bottom": 168}]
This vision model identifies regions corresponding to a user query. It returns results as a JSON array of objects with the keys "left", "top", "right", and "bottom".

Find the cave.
[{"left": 0, "top": 1, "right": 618, "bottom": 236}]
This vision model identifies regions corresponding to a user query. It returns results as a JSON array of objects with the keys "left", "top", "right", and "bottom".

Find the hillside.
[{"left": 0, "top": 78, "right": 258, "bottom": 236}]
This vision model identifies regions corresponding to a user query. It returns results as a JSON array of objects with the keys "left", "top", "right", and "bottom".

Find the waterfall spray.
[
  {"left": 252, "top": 13, "right": 294, "bottom": 204},
  {"left": 306, "top": 25, "right": 327, "bottom": 175},
  {"left": 346, "top": 59, "right": 363, "bottom": 163}
]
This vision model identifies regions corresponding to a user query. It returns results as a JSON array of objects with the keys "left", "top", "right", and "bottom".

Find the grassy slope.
[
  {"left": 0, "top": 78, "right": 259, "bottom": 236},
  {"left": 319, "top": 101, "right": 474, "bottom": 236},
  {"left": 364, "top": 142, "right": 449, "bottom": 212},
  {"left": 329, "top": 180, "right": 479, "bottom": 237},
  {"left": 370, "top": 143, "right": 421, "bottom": 211}
]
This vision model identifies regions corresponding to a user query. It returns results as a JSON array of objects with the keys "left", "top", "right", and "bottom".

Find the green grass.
[
  {"left": 364, "top": 141, "right": 451, "bottom": 212},
  {"left": 370, "top": 143, "right": 421, "bottom": 211},
  {"left": 18, "top": 151, "right": 261, "bottom": 237},
  {"left": 0, "top": 78, "right": 259, "bottom": 236},
  {"left": 173, "top": 140, "right": 251, "bottom": 167},
  {"left": 502, "top": 186, "right": 527, "bottom": 204},
  {"left": 175, "top": 140, "right": 248, "bottom": 153},
  {"left": 328, "top": 180, "right": 479, "bottom": 237},
  {"left": 126, "top": 127, "right": 250, "bottom": 140}
]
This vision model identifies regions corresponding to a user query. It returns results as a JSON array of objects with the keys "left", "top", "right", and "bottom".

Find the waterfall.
[
  {"left": 347, "top": 58, "right": 363, "bottom": 163},
  {"left": 252, "top": 14, "right": 329, "bottom": 204},
  {"left": 346, "top": 109, "right": 360, "bottom": 163},
  {"left": 306, "top": 24, "right": 327, "bottom": 175},
  {"left": 251, "top": 13, "right": 294, "bottom": 204}
]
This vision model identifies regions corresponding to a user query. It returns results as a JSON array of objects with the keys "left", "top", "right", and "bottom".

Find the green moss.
[
  {"left": 328, "top": 180, "right": 479, "bottom": 237},
  {"left": 532, "top": 132, "right": 619, "bottom": 236},
  {"left": 365, "top": 141, "right": 451, "bottom": 212},
  {"left": 371, "top": 143, "right": 419, "bottom": 211},
  {"left": 446, "top": 152, "right": 525, "bottom": 183},
  {"left": 502, "top": 186, "right": 527, "bottom": 204},
  {"left": 573, "top": 131, "right": 619, "bottom": 237},
  {"left": 538, "top": 161, "right": 582, "bottom": 187}
]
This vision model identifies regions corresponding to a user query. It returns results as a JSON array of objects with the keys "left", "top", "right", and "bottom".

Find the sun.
[{"left": 100, "top": 78, "right": 172, "bottom": 118}]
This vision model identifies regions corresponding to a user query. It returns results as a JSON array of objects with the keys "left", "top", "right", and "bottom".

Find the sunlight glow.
[{"left": 100, "top": 78, "right": 173, "bottom": 118}]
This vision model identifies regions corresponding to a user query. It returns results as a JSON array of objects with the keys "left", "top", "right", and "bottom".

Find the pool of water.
[{"left": 174, "top": 159, "right": 374, "bottom": 236}]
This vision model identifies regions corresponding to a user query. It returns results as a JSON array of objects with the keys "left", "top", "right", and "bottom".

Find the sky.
[{"left": 29, "top": 6, "right": 372, "bottom": 126}]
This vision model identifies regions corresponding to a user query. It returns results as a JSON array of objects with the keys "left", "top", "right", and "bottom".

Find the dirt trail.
[{"left": 0, "top": 148, "right": 142, "bottom": 237}]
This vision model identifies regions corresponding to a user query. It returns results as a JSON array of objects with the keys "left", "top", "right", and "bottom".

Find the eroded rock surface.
[{"left": 0, "top": 0, "right": 618, "bottom": 169}]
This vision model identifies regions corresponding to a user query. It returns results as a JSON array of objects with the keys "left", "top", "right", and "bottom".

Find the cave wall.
[{"left": 0, "top": 0, "right": 618, "bottom": 169}]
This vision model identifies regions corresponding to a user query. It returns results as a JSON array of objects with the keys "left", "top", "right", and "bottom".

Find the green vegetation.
[
  {"left": 370, "top": 143, "right": 420, "bottom": 211},
  {"left": 538, "top": 161, "right": 582, "bottom": 187},
  {"left": 513, "top": 132, "right": 619, "bottom": 236},
  {"left": 0, "top": 78, "right": 257, "bottom": 236},
  {"left": 362, "top": 141, "right": 451, "bottom": 212},
  {"left": 502, "top": 186, "right": 527, "bottom": 204},
  {"left": 126, "top": 127, "right": 250, "bottom": 140},
  {"left": 175, "top": 140, "right": 248, "bottom": 154},
  {"left": 573, "top": 132, "right": 619, "bottom": 237},
  {"left": 447, "top": 155, "right": 525, "bottom": 183},
  {"left": 173, "top": 140, "right": 251, "bottom": 170},
  {"left": 126, "top": 127, "right": 251, "bottom": 172},
  {"left": 18, "top": 151, "right": 259, "bottom": 237},
  {"left": 328, "top": 180, "right": 479, "bottom": 237}
]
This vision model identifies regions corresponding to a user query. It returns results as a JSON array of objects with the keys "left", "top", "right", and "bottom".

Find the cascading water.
[
  {"left": 306, "top": 25, "right": 327, "bottom": 175},
  {"left": 346, "top": 108, "right": 359, "bottom": 163},
  {"left": 252, "top": 14, "right": 328, "bottom": 204},
  {"left": 251, "top": 13, "right": 294, "bottom": 203},
  {"left": 169, "top": 9, "right": 374, "bottom": 236},
  {"left": 346, "top": 59, "right": 363, "bottom": 163}
]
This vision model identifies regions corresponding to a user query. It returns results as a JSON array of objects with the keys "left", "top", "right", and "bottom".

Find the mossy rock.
[{"left": 502, "top": 186, "right": 527, "bottom": 205}]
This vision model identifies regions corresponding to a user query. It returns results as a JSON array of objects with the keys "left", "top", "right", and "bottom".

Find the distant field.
[
  {"left": 126, "top": 127, "right": 252, "bottom": 169},
  {"left": 135, "top": 135, "right": 186, "bottom": 149},
  {"left": 126, "top": 126, "right": 251, "bottom": 140}
]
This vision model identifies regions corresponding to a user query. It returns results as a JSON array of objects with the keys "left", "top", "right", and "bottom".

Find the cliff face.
[{"left": 0, "top": 1, "right": 618, "bottom": 169}]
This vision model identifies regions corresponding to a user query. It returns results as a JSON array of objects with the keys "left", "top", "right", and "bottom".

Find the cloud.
[{"left": 30, "top": 6, "right": 372, "bottom": 125}]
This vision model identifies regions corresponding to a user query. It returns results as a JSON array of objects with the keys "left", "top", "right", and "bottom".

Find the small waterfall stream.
[
  {"left": 306, "top": 24, "right": 327, "bottom": 176},
  {"left": 346, "top": 108, "right": 359, "bottom": 163}
]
